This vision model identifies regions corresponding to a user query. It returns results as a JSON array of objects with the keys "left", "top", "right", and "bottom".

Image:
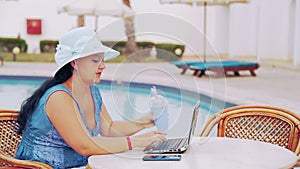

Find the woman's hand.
[
  {"left": 131, "top": 130, "right": 167, "bottom": 148},
  {"left": 135, "top": 113, "right": 155, "bottom": 129}
]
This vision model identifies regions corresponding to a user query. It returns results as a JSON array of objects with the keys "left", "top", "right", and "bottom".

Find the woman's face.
[{"left": 74, "top": 53, "right": 105, "bottom": 84}]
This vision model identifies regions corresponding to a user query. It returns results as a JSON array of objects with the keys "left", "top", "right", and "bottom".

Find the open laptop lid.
[
  {"left": 143, "top": 100, "right": 200, "bottom": 154},
  {"left": 187, "top": 100, "right": 200, "bottom": 144}
]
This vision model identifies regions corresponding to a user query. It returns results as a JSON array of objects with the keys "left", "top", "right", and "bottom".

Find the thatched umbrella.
[{"left": 57, "top": 0, "right": 134, "bottom": 31}]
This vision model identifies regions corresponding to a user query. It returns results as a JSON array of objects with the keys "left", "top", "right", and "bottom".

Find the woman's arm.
[
  {"left": 46, "top": 91, "right": 165, "bottom": 156},
  {"left": 100, "top": 104, "right": 155, "bottom": 137},
  {"left": 46, "top": 91, "right": 127, "bottom": 155}
]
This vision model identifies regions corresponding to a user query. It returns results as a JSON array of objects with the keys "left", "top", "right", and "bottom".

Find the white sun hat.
[{"left": 54, "top": 27, "right": 120, "bottom": 72}]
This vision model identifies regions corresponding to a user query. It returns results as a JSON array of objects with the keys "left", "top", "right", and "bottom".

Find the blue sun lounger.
[{"left": 170, "top": 61, "right": 259, "bottom": 78}]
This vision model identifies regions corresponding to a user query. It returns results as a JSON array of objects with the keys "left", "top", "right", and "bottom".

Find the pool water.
[{"left": 0, "top": 78, "right": 229, "bottom": 137}]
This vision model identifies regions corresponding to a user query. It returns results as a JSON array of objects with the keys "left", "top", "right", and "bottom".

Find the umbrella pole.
[{"left": 95, "top": 16, "right": 98, "bottom": 31}]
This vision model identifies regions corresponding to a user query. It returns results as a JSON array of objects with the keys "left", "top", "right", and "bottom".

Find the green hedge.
[
  {"left": 102, "top": 41, "right": 155, "bottom": 55},
  {"left": 102, "top": 41, "right": 185, "bottom": 61},
  {"left": 40, "top": 40, "right": 157, "bottom": 54},
  {"left": 0, "top": 37, "right": 185, "bottom": 61},
  {"left": 0, "top": 37, "right": 28, "bottom": 53},
  {"left": 38, "top": 39, "right": 185, "bottom": 61},
  {"left": 102, "top": 41, "right": 126, "bottom": 54},
  {"left": 155, "top": 43, "right": 185, "bottom": 61},
  {"left": 136, "top": 41, "right": 155, "bottom": 49},
  {"left": 40, "top": 40, "right": 59, "bottom": 53}
]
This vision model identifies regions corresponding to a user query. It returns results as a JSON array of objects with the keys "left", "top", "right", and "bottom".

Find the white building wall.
[
  {"left": 0, "top": 0, "right": 125, "bottom": 53},
  {"left": 288, "top": 0, "right": 296, "bottom": 61},
  {"left": 294, "top": 0, "right": 300, "bottom": 66},
  {"left": 0, "top": 0, "right": 299, "bottom": 66},
  {"left": 208, "top": 6, "right": 229, "bottom": 58},
  {"left": 188, "top": 5, "right": 229, "bottom": 59},
  {"left": 0, "top": 0, "right": 77, "bottom": 53},
  {"left": 256, "top": 0, "right": 292, "bottom": 61},
  {"left": 228, "top": 0, "right": 258, "bottom": 58}
]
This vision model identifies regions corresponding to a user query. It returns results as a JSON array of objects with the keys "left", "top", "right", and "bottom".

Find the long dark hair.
[{"left": 17, "top": 63, "right": 74, "bottom": 134}]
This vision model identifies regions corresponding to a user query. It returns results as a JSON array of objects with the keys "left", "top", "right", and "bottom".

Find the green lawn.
[
  {"left": 3, "top": 53, "right": 55, "bottom": 62},
  {"left": 2, "top": 52, "right": 127, "bottom": 63},
  {"left": 1, "top": 52, "right": 175, "bottom": 63}
]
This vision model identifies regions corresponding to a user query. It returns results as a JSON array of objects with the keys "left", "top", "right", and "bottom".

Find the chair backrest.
[
  {"left": 199, "top": 105, "right": 300, "bottom": 155},
  {"left": 0, "top": 110, "right": 22, "bottom": 158},
  {"left": 0, "top": 110, "right": 53, "bottom": 169}
]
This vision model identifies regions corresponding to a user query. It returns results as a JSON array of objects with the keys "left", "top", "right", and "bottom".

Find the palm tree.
[
  {"left": 77, "top": 15, "right": 84, "bottom": 27},
  {"left": 122, "top": 0, "right": 138, "bottom": 55}
]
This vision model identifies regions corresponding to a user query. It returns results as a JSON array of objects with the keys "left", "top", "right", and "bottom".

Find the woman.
[{"left": 15, "top": 27, "right": 166, "bottom": 169}]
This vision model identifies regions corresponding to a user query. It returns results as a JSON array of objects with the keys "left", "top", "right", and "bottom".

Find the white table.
[{"left": 88, "top": 137, "right": 297, "bottom": 169}]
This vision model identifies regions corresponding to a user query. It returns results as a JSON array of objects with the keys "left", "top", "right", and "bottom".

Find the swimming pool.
[{"left": 0, "top": 75, "right": 236, "bottom": 137}]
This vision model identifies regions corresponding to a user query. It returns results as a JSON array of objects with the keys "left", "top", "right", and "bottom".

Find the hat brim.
[{"left": 54, "top": 45, "right": 120, "bottom": 75}]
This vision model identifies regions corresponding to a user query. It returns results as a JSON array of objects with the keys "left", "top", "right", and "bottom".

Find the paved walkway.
[{"left": 0, "top": 61, "right": 300, "bottom": 114}]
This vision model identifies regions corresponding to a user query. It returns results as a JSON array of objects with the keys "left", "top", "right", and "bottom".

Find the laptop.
[{"left": 143, "top": 101, "right": 200, "bottom": 154}]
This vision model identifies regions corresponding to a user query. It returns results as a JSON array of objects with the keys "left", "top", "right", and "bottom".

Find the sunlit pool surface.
[{"left": 0, "top": 76, "right": 236, "bottom": 137}]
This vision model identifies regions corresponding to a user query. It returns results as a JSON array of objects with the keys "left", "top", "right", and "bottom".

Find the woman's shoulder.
[
  {"left": 45, "top": 84, "right": 70, "bottom": 95},
  {"left": 39, "top": 84, "right": 71, "bottom": 102},
  {"left": 48, "top": 84, "right": 69, "bottom": 92}
]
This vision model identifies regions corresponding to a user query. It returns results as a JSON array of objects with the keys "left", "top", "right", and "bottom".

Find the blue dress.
[{"left": 15, "top": 84, "right": 102, "bottom": 169}]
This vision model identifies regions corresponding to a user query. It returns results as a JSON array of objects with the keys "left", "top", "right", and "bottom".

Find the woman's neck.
[{"left": 63, "top": 78, "right": 91, "bottom": 97}]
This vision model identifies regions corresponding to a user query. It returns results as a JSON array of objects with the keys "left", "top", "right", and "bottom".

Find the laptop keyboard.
[{"left": 151, "top": 138, "right": 188, "bottom": 150}]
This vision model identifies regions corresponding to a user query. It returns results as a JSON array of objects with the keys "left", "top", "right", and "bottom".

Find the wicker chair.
[
  {"left": 198, "top": 105, "right": 300, "bottom": 166},
  {"left": 0, "top": 110, "right": 53, "bottom": 169}
]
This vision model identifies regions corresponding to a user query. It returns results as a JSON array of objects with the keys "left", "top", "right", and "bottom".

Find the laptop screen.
[{"left": 187, "top": 101, "right": 200, "bottom": 144}]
